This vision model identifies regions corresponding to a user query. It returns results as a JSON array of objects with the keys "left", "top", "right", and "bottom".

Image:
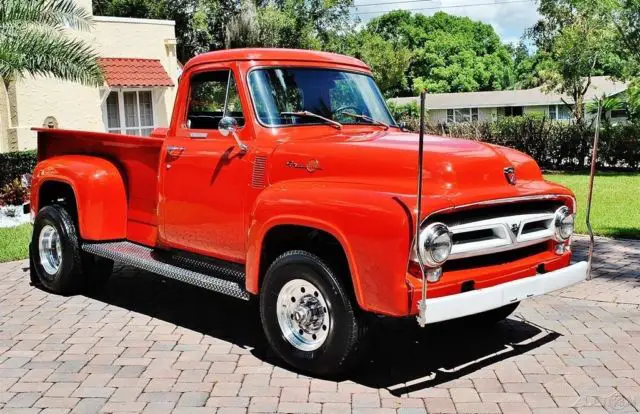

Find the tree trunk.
[
  {"left": 1, "top": 76, "right": 19, "bottom": 152},
  {"left": 0, "top": 77, "right": 12, "bottom": 152}
]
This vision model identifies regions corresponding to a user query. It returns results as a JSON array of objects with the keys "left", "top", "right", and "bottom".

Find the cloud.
[{"left": 353, "top": 0, "right": 541, "bottom": 45}]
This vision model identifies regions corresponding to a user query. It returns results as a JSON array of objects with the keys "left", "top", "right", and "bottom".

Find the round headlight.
[
  {"left": 419, "top": 222, "right": 453, "bottom": 267},
  {"left": 554, "top": 206, "right": 575, "bottom": 241}
]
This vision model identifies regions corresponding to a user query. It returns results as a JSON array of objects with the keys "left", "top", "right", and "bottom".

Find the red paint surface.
[{"left": 32, "top": 48, "right": 577, "bottom": 317}]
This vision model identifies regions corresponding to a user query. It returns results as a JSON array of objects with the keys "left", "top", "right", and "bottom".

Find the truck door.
[{"left": 160, "top": 66, "right": 251, "bottom": 262}]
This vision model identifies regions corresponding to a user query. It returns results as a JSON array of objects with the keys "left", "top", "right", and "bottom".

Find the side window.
[{"left": 187, "top": 70, "right": 245, "bottom": 130}]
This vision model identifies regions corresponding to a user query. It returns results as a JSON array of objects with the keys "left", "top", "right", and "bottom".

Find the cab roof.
[{"left": 184, "top": 48, "right": 371, "bottom": 73}]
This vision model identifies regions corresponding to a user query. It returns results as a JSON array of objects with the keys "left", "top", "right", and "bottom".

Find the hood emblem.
[
  {"left": 510, "top": 223, "right": 521, "bottom": 236},
  {"left": 504, "top": 167, "right": 517, "bottom": 185},
  {"left": 286, "top": 159, "right": 322, "bottom": 173}
]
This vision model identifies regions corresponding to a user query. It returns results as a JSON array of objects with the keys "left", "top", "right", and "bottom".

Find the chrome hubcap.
[
  {"left": 276, "top": 279, "right": 330, "bottom": 351},
  {"left": 38, "top": 225, "right": 62, "bottom": 275}
]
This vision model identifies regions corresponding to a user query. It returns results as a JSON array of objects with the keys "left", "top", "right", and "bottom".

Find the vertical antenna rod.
[
  {"left": 585, "top": 100, "right": 600, "bottom": 280},
  {"left": 416, "top": 91, "right": 428, "bottom": 327}
]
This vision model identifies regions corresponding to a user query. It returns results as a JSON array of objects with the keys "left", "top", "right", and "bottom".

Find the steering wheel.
[{"left": 332, "top": 105, "right": 360, "bottom": 116}]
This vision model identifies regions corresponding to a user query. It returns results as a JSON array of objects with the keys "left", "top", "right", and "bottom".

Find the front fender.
[
  {"left": 247, "top": 180, "right": 414, "bottom": 316},
  {"left": 32, "top": 155, "right": 127, "bottom": 241}
]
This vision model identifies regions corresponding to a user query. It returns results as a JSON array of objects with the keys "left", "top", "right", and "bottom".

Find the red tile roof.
[{"left": 98, "top": 58, "right": 175, "bottom": 88}]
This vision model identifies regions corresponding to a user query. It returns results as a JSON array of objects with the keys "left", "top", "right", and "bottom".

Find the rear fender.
[
  {"left": 247, "top": 180, "right": 414, "bottom": 316},
  {"left": 32, "top": 155, "right": 127, "bottom": 241}
]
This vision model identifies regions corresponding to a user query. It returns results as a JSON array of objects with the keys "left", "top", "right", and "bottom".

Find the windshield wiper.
[
  {"left": 342, "top": 112, "right": 390, "bottom": 130},
  {"left": 281, "top": 111, "right": 342, "bottom": 129}
]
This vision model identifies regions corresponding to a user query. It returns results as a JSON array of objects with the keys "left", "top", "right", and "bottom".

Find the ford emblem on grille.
[{"left": 504, "top": 167, "right": 517, "bottom": 185}]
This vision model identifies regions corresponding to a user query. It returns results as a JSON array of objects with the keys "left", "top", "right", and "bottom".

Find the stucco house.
[
  {"left": 0, "top": 0, "right": 178, "bottom": 153},
  {"left": 390, "top": 76, "right": 629, "bottom": 124}
]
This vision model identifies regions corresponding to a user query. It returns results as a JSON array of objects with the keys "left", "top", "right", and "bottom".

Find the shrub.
[
  {"left": 400, "top": 115, "right": 640, "bottom": 171},
  {"left": 0, "top": 178, "right": 29, "bottom": 207},
  {"left": 0, "top": 150, "right": 36, "bottom": 188},
  {"left": 387, "top": 101, "right": 420, "bottom": 121}
]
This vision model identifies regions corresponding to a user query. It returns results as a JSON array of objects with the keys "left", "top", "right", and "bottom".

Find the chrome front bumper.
[{"left": 417, "top": 261, "right": 588, "bottom": 325}]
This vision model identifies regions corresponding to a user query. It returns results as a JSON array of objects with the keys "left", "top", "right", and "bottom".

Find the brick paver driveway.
[{"left": 1, "top": 236, "right": 639, "bottom": 414}]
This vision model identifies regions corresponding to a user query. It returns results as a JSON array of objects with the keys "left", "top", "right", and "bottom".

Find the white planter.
[{"left": 0, "top": 205, "right": 31, "bottom": 228}]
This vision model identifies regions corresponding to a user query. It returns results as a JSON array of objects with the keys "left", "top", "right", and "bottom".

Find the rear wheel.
[
  {"left": 31, "top": 204, "right": 114, "bottom": 294},
  {"left": 31, "top": 205, "right": 84, "bottom": 294},
  {"left": 260, "top": 250, "right": 365, "bottom": 376}
]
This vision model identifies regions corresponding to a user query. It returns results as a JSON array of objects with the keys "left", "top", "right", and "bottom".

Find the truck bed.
[{"left": 35, "top": 128, "right": 164, "bottom": 239}]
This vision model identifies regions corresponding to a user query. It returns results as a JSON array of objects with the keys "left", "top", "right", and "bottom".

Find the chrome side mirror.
[{"left": 218, "top": 116, "right": 247, "bottom": 153}]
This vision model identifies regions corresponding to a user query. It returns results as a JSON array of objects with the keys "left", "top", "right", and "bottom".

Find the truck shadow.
[
  {"left": 86, "top": 265, "right": 560, "bottom": 395},
  {"left": 353, "top": 317, "right": 559, "bottom": 395}
]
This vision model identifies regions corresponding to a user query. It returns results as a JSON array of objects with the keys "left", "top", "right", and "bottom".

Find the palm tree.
[
  {"left": 0, "top": 0, "right": 103, "bottom": 145},
  {"left": 0, "top": 0, "right": 103, "bottom": 87},
  {"left": 586, "top": 94, "right": 627, "bottom": 125}
]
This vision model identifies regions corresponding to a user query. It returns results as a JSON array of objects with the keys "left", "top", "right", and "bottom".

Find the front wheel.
[{"left": 260, "top": 250, "right": 365, "bottom": 376}]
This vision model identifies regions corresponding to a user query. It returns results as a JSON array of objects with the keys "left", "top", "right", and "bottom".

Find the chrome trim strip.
[{"left": 421, "top": 194, "right": 576, "bottom": 226}]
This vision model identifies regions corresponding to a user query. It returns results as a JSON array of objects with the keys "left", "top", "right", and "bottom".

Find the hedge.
[
  {"left": 392, "top": 111, "right": 640, "bottom": 171},
  {"left": 0, "top": 150, "right": 36, "bottom": 187}
]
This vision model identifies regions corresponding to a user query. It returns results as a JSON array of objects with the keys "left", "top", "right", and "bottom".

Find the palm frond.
[
  {"left": 586, "top": 94, "right": 626, "bottom": 115},
  {"left": 0, "top": 0, "right": 93, "bottom": 32},
  {"left": 0, "top": 20, "right": 59, "bottom": 36},
  {"left": 0, "top": 27, "right": 103, "bottom": 86}
]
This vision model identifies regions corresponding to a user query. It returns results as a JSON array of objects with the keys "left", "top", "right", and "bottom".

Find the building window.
[
  {"left": 503, "top": 106, "right": 523, "bottom": 117},
  {"left": 104, "top": 90, "right": 155, "bottom": 136},
  {"left": 548, "top": 104, "right": 572, "bottom": 121},
  {"left": 610, "top": 109, "right": 627, "bottom": 118},
  {"left": 446, "top": 108, "right": 479, "bottom": 123}
]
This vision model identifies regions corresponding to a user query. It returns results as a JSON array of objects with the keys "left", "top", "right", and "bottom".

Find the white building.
[
  {"left": 0, "top": 0, "right": 178, "bottom": 153},
  {"left": 390, "top": 76, "right": 629, "bottom": 124}
]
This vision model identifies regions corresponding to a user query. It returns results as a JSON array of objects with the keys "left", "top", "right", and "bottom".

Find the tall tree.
[
  {"left": 257, "top": 0, "right": 354, "bottom": 48},
  {"left": 611, "top": 0, "right": 640, "bottom": 118},
  {"left": 328, "top": 30, "right": 412, "bottom": 97},
  {"left": 95, "top": 0, "right": 353, "bottom": 61},
  {"left": 529, "top": 0, "right": 620, "bottom": 124},
  {"left": 510, "top": 41, "right": 545, "bottom": 89},
  {"left": 225, "top": 0, "right": 328, "bottom": 49},
  {"left": 366, "top": 11, "right": 514, "bottom": 95},
  {"left": 614, "top": 0, "right": 640, "bottom": 60}
]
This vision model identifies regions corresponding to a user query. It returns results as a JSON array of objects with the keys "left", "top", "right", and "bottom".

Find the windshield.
[{"left": 248, "top": 68, "right": 397, "bottom": 127}]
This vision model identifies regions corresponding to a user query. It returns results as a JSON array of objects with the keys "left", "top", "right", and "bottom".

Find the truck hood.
[
  {"left": 269, "top": 130, "right": 542, "bottom": 191},
  {"left": 268, "top": 129, "right": 552, "bottom": 208}
]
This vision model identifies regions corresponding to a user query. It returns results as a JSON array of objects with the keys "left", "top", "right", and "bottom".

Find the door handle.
[{"left": 167, "top": 146, "right": 185, "bottom": 157}]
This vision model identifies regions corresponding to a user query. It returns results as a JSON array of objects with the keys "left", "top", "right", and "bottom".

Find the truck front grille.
[
  {"left": 428, "top": 200, "right": 563, "bottom": 261},
  {"left": 443, "top": 242, "right": 548, "bottom": 272}
]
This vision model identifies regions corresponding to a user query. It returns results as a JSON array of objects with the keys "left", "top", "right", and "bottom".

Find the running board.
[{"left": 82, "top": 241, "right": 250, "bottom": 300}]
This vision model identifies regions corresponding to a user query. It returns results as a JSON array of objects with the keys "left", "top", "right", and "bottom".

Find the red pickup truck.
[{"left": 28, "top": 48, "right": 587, "bottom": 375}]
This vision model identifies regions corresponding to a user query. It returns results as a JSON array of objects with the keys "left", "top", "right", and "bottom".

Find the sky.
[{"left": 352, "top": 0, "right": 541, "bottom": 45}]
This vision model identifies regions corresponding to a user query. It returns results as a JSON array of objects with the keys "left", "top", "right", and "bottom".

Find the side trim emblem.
[
  {"left": 504, "top": 167, "right": 517, "bottom": 185},
  {"left": 286, "top": 159, "right": 322, "bottom": 173}
]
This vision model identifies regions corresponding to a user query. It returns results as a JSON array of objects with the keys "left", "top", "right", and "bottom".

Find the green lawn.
[
  {"left": 0, "top": 223, "right": 32, "bottom": 263},
  {"left": 545, "top": 172, "right": 640, "bottom": 239}
]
